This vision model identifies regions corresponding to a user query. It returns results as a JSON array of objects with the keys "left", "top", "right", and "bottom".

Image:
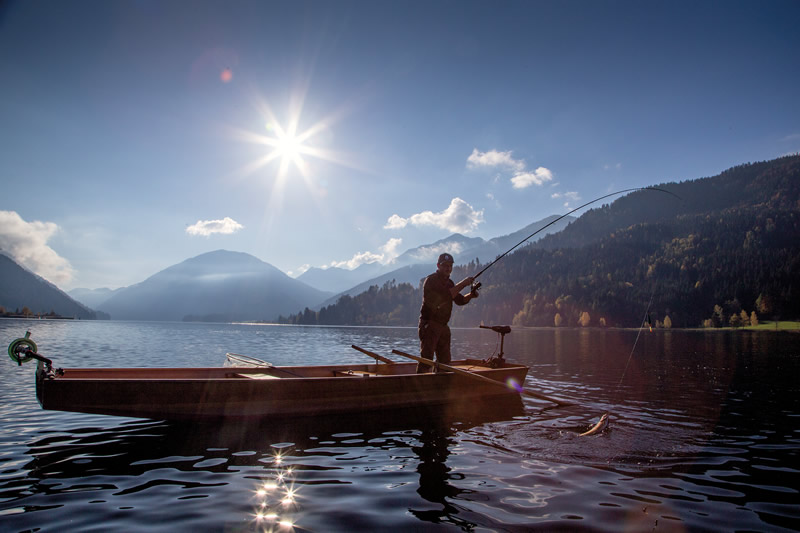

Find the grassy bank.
[{"left": 745, "top": 321, "right": 800, "bottom": 331}]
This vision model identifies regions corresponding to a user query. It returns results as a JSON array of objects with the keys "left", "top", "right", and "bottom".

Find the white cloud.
[
  {"left": 288, "top": 264, "right": 311, "bottom": 277},
  {"left": 329, "top": 251, "right": 383, "bottom": 270},
  {"left": 410, "top": 241, "right": 465, "bottom": 262},
  {"left": 466, "top": 148, "right": 526, "bottom": 172},
  {"left": 383, "top": 214, "right": 407, "bottom": 230},
  {"left": 551, "top": 191, "right": 581, "bottom": 201},
  {"left": 384, "top": 198, "right": 484, "bottom": 233},
  {"left": 328, "top": 238, "right": 404, "bottom": 270},
  {"left": 0, "top": 210, "right": 75, "bottom": 285},
  {"left": 468, "top": 148, "right": 553, "bottom": 190},
  {"left": 511, "top": 167, "right": 553, "bottom": 189},
  {"left": 380, "top": 237, "right": 403, "bottom": 258},
  {"left": 186, "top": 217, "right": 244, "bottom": 236},
  {"left": 551, "top": 191, "right": 581, "bottom": 208},
  {"left": 604, "top": 162, "right": 622, "bottom": 170}
]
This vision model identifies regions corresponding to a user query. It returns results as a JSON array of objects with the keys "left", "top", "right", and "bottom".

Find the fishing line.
[{"left": 616, "top": 283, "right": 657, "bottom": 389}]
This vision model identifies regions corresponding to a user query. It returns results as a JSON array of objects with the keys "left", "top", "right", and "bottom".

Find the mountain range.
[
  {"left": 1, "top": 213, "right": 571, "bottom": 321},
  {"left": 68, "top": 214, "right": 571, "bottom": 320},
  {"left": 298, "top": 214, "right": 573, "bottom": 294}
]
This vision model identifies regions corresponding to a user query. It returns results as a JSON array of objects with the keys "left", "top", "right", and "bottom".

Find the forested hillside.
[
  {"left": 0, "top": 254, "right": 97, "bottom": 320},
  {"left": 279, "top": 155, "right": 800, "bottom": 328}
]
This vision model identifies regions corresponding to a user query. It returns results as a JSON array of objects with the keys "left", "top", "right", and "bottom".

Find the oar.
[
  {"left": 391, "top": 349, "right": 572, "bottom": 407},
  {"left": 351, "top": 345, "right": 396, "bottom": 364}
]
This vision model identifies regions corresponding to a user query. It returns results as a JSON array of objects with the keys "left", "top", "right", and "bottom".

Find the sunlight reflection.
[{"left": 251, "top": 448, "right": 301, "bottom": 531}]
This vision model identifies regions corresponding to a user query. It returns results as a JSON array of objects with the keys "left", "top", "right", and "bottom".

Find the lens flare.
[{"left": 506, "top": 377, "right": 523, "bottom": 392}]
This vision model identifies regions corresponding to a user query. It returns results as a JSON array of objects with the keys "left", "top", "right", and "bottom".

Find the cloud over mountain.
[
  {"left": 0, "top": 210, "right": 74, "bottom": 285},
  {"left": 467, "top": 148, "right": 553, "bottom": 190},
  {"left": 384, "top": 198, "right": 484, "bottom": 233},
  {"left": 327, "top": 238, "right": 404, "bottom": 270},
  {"left": 186, "top": 217, "right": 243, "bottom": 236}
]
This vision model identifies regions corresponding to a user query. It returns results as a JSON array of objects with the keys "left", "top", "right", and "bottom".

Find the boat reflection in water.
[{"left": 16, "top": 396, "right": 525, "bottom": 532}]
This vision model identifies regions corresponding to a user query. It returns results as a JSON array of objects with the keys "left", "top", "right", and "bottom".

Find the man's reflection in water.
[{"left": 409, "top": 424, "right": 477, "bottom": 530}]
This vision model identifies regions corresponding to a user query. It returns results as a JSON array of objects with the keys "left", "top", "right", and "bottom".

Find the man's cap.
[{"left": 437, "top": 253, "right": 454, "bottom": 264}]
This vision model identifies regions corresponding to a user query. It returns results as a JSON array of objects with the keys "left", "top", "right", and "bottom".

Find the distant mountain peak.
[{"left": 97, "top": 249, "right": 329, "bottom": 322}]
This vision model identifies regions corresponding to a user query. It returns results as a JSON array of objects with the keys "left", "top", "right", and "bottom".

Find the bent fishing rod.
[{"left": 471, "top": 187, "right": 681, "bottom": 283}]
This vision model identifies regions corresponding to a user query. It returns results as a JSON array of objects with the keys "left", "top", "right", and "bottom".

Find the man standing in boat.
[{"left": 417, "top": 253, "right": 479, "bottom": 373}]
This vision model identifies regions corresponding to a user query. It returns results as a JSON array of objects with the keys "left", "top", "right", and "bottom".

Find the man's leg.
[
  {"left": 418, "top": 321, "right": 440, "bottom": 373},
  {"left": 433, "top": 325, "right": 451, "bottom": 372}
]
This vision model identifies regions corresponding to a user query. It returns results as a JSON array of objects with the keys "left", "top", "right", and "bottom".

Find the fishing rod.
[{"left": 471, "top": 187, "right": 681, "bottom": 282}]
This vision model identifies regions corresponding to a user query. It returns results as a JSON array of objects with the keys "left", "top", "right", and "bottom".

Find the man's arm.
[{"left": 449, "top": 276, "right": 474, "bottom": 298}]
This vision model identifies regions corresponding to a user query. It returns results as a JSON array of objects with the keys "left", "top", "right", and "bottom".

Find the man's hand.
[{"left": 469, "top": 282, "right": 481, "bottom": 299}]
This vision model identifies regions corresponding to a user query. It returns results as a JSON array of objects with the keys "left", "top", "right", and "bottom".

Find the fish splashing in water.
[{"left": 579, "top": 413, "right": 610, "bottom": 436}]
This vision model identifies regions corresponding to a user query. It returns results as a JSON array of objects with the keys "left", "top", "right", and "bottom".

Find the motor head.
[{"left": 480, "top": 324, "right": 511, "bottom": 335}]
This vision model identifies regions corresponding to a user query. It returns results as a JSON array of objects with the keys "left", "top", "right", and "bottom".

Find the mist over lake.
[{"left": 1, "top": 320, "right": 797, "bottom": 531}]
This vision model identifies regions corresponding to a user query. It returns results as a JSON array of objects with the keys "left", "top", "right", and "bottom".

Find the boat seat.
[
  {"left": 450, "top": 364, "right": 484, "bottom": 371},
  {"left": 234, "top": 373, "right": 281, "bottom": 379},
  {"left": 332, "top": 370, "right": 375, "bottom": 377}
]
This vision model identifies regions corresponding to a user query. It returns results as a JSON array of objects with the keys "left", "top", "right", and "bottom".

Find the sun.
[
  {"left": 275, "top": 131, "right": 301, "bottom": 160},
  {"left": 230, "top": 98, "right": 340, "bottom": 184},
  {"left": 226, "top": 88, "right": 364, "bottom": 224},
  {"left": 268, "top": 121, "right": 305, "bottom": 171}
]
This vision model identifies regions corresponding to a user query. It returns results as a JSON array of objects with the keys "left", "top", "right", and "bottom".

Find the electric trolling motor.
[{"left": 479, "top": 324, "right": 511, "bottom": 368}]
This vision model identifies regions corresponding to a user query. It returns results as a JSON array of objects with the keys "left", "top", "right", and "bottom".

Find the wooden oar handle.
[
  {"left": 351, "top": 345, "right": 396, "bottom": 364},
  {"left": 391, "top": 350, "right": 505, "bottom": 387},
  {"left": 391, "top": 349, "right": 573, "bottom": 407}
]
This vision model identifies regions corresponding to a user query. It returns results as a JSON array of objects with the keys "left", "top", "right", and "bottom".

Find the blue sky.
[{"left": 1, "top": 0, "right": 798, "bottom": 290}]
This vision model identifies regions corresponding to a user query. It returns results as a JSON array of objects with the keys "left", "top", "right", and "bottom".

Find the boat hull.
[{"left": 35, "top": 360, "right": 529, "bottom": 420}]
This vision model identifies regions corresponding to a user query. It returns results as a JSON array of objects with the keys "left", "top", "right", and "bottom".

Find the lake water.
[{"left": 1, "top": 320, "right": 798, "bottom": 532}]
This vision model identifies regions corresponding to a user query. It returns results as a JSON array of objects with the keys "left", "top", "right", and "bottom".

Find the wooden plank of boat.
[{"left": 33, "top": 358, "right": 530, "bottom": 421}]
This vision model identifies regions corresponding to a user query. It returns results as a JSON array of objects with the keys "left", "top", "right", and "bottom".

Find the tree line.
[{"left": 0, "top": 306, "right": 68, "bottom": 319}]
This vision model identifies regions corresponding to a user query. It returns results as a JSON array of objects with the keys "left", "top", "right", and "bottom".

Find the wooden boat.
[
  {"left": 8, "top": 330, "right": 530, "bottom": 420},
  {"left": 30, "top": 359, "right": 528, "bottom": 420}
]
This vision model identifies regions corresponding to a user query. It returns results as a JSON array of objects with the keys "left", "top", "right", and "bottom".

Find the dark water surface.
[{"left": 1, "top": 320, "right": 798, "bottom": 531}]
